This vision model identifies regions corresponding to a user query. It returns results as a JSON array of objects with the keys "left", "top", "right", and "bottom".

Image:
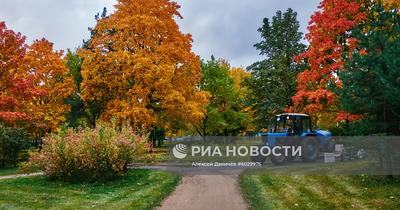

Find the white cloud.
[{"left": 0, "top": 0, "right": 115, "bottom": 51}]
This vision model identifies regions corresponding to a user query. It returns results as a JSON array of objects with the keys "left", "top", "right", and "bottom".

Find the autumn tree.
[
  {"left": 230, "top": 67, "right": 251, "bottom": 100},
  {"left": 230, "top": 67, "right": 255, "bottom": 133},
  {"left": 246, "top": 9, "right": 306, "bottom": 129},
  {"left": 24, "top": 39, "right": 75, "bottom": 137},
  {"left": 292, "top": 0, "right": 366, "bottom": 128},
  {"left": 381, "top": 0, "right": 400, "bottom": 9},
  {"left": 0, "top": 22, "right": 34, "bottom": 124},
  {"left": 1, "top": 22, "right": 74, "bottom": 137},
  {"left": 79, "top": 0, "right": 208, "bottom": 130}
]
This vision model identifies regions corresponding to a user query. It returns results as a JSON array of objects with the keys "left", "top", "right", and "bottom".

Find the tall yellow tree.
[
  {"left": 24, "top": 39, "right": 75, "bottom": 137},
  {"left": 79, "top": 0, "right": 208, "bottom": 129},
  {"left": 229, "top": 67, "right": 255, "bottom": 133},
  {"left": 230, "top": 67, "right": 250, "bottom": 99}
]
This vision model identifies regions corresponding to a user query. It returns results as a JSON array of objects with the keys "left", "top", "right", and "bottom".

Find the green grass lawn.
[
  {"left": 240, "top": 172, "right": 400, "bottom": 210},
  {"left": 0, "top": 169, "right": 180, "bottom": 210},
  {"left": 0, "top": 167, "right": 19, "bottom": 176}
]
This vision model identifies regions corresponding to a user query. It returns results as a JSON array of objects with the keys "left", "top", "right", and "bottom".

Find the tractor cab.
[{"left": 270, "top": 113, "right": 312, "bottom": 136}]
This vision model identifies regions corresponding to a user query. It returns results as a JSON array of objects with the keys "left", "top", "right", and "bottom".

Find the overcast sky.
[{"left": 0, "top": 0, "right": 320, "bottom": 67}]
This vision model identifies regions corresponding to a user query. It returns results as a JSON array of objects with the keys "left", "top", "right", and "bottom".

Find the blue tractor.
[{"left": 254, "top": 113, "right": 334, "bottom": 165}]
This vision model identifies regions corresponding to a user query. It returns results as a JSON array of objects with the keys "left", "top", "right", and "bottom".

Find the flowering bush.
[{"left": 28, "top": 124, "right": 147, "bottom": 182}]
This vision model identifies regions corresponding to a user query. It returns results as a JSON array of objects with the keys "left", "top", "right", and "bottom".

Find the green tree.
[
  {"left": 64, "top": 50, "right": 86, "bottom": 128},
  {"left": 65, "top": 8, "right": 109, "bottom": 128},
  {"left": 246, "top": 8, "right": 306, "bottom": 129},
  {"left": 82, "top": 7, "right": 108, "bottom": 49},
  {"left": 337, "top": 4, "right": 400, "bottom": 135},
  {"left": 64, "top": 49, "right": 105, "bottom": 128},
  {"left": 193, "top": 56, "right": 251, "bottom": 136},
  {"left": 0, "top": 123, "right": 30, "bottom": 168}
]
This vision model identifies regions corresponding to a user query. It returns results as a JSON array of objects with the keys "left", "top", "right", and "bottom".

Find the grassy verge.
[
  {"left": 146, "top": 147, "right": 169, "bottom": 163},
  {"left": 240, "top": 172, "right": 400, "bottom": 210},
  {"left": 0, "top": 169, "right": 180, "bottom": 210},
  {"left": 136, "top": 144, "right": 170, "bottom": 164}
]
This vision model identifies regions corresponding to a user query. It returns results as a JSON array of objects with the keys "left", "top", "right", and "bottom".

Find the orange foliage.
[
  {"left": 381, "top": 0, "right": 400, "bottom": 8},
  {"left": 335, "top": 112, "right": 364, "bottom": 122},
  {"left": 79, "top": 0, "right": 208, "bottom": 129},
  {"left": 24, "top": 39, "right": 75, "bottom": 135}
]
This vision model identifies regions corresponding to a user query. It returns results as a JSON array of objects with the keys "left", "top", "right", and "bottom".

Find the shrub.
[
  {"left": 331, "top": 119, "right": 387, "bottom": 136},
  {"left": 28, "top": 123, "right": 147, "bottom": 182},
  {"left": 0, "top": 124, "right": 31, "bottom": 168}
]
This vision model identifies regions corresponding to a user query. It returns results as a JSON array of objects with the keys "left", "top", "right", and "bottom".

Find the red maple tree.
[
  {"left": 0, "top": 22, "right": 36, "bottom": 123},
  {"left": 291, "top": 0, "right": 366, "bottom": 123}
]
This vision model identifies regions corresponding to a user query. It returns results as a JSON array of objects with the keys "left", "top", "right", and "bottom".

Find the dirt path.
[
  {"left": 156, "top": 171, "right": 248, "bottom": 210},
  {"left": 0, "top": 172, "right": 43, "bottom": 180}
]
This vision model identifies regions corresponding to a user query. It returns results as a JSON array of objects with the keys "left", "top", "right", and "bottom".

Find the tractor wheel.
[
  {"left": 251, "top": 153, "right": 267, "bottom": 164},
  {"left": 301, "top": 137, "right": 319, "bottom": 162},
  {"left": 271, "top": 154, "right": 286, "bottom": 165},
  {"left": 271, "top": 146, "right": 287, "bottom": 165},
  {"left": 251, "top": 146, "right": 267, "bottom": 164}
]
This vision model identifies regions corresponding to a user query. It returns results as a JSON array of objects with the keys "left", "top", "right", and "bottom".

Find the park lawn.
[
  {"left": 0, "top": 169, "right": 180, "bottom": 210},
  {"left": 240, "top": 173, "right": 400, "bottom": 210}
]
